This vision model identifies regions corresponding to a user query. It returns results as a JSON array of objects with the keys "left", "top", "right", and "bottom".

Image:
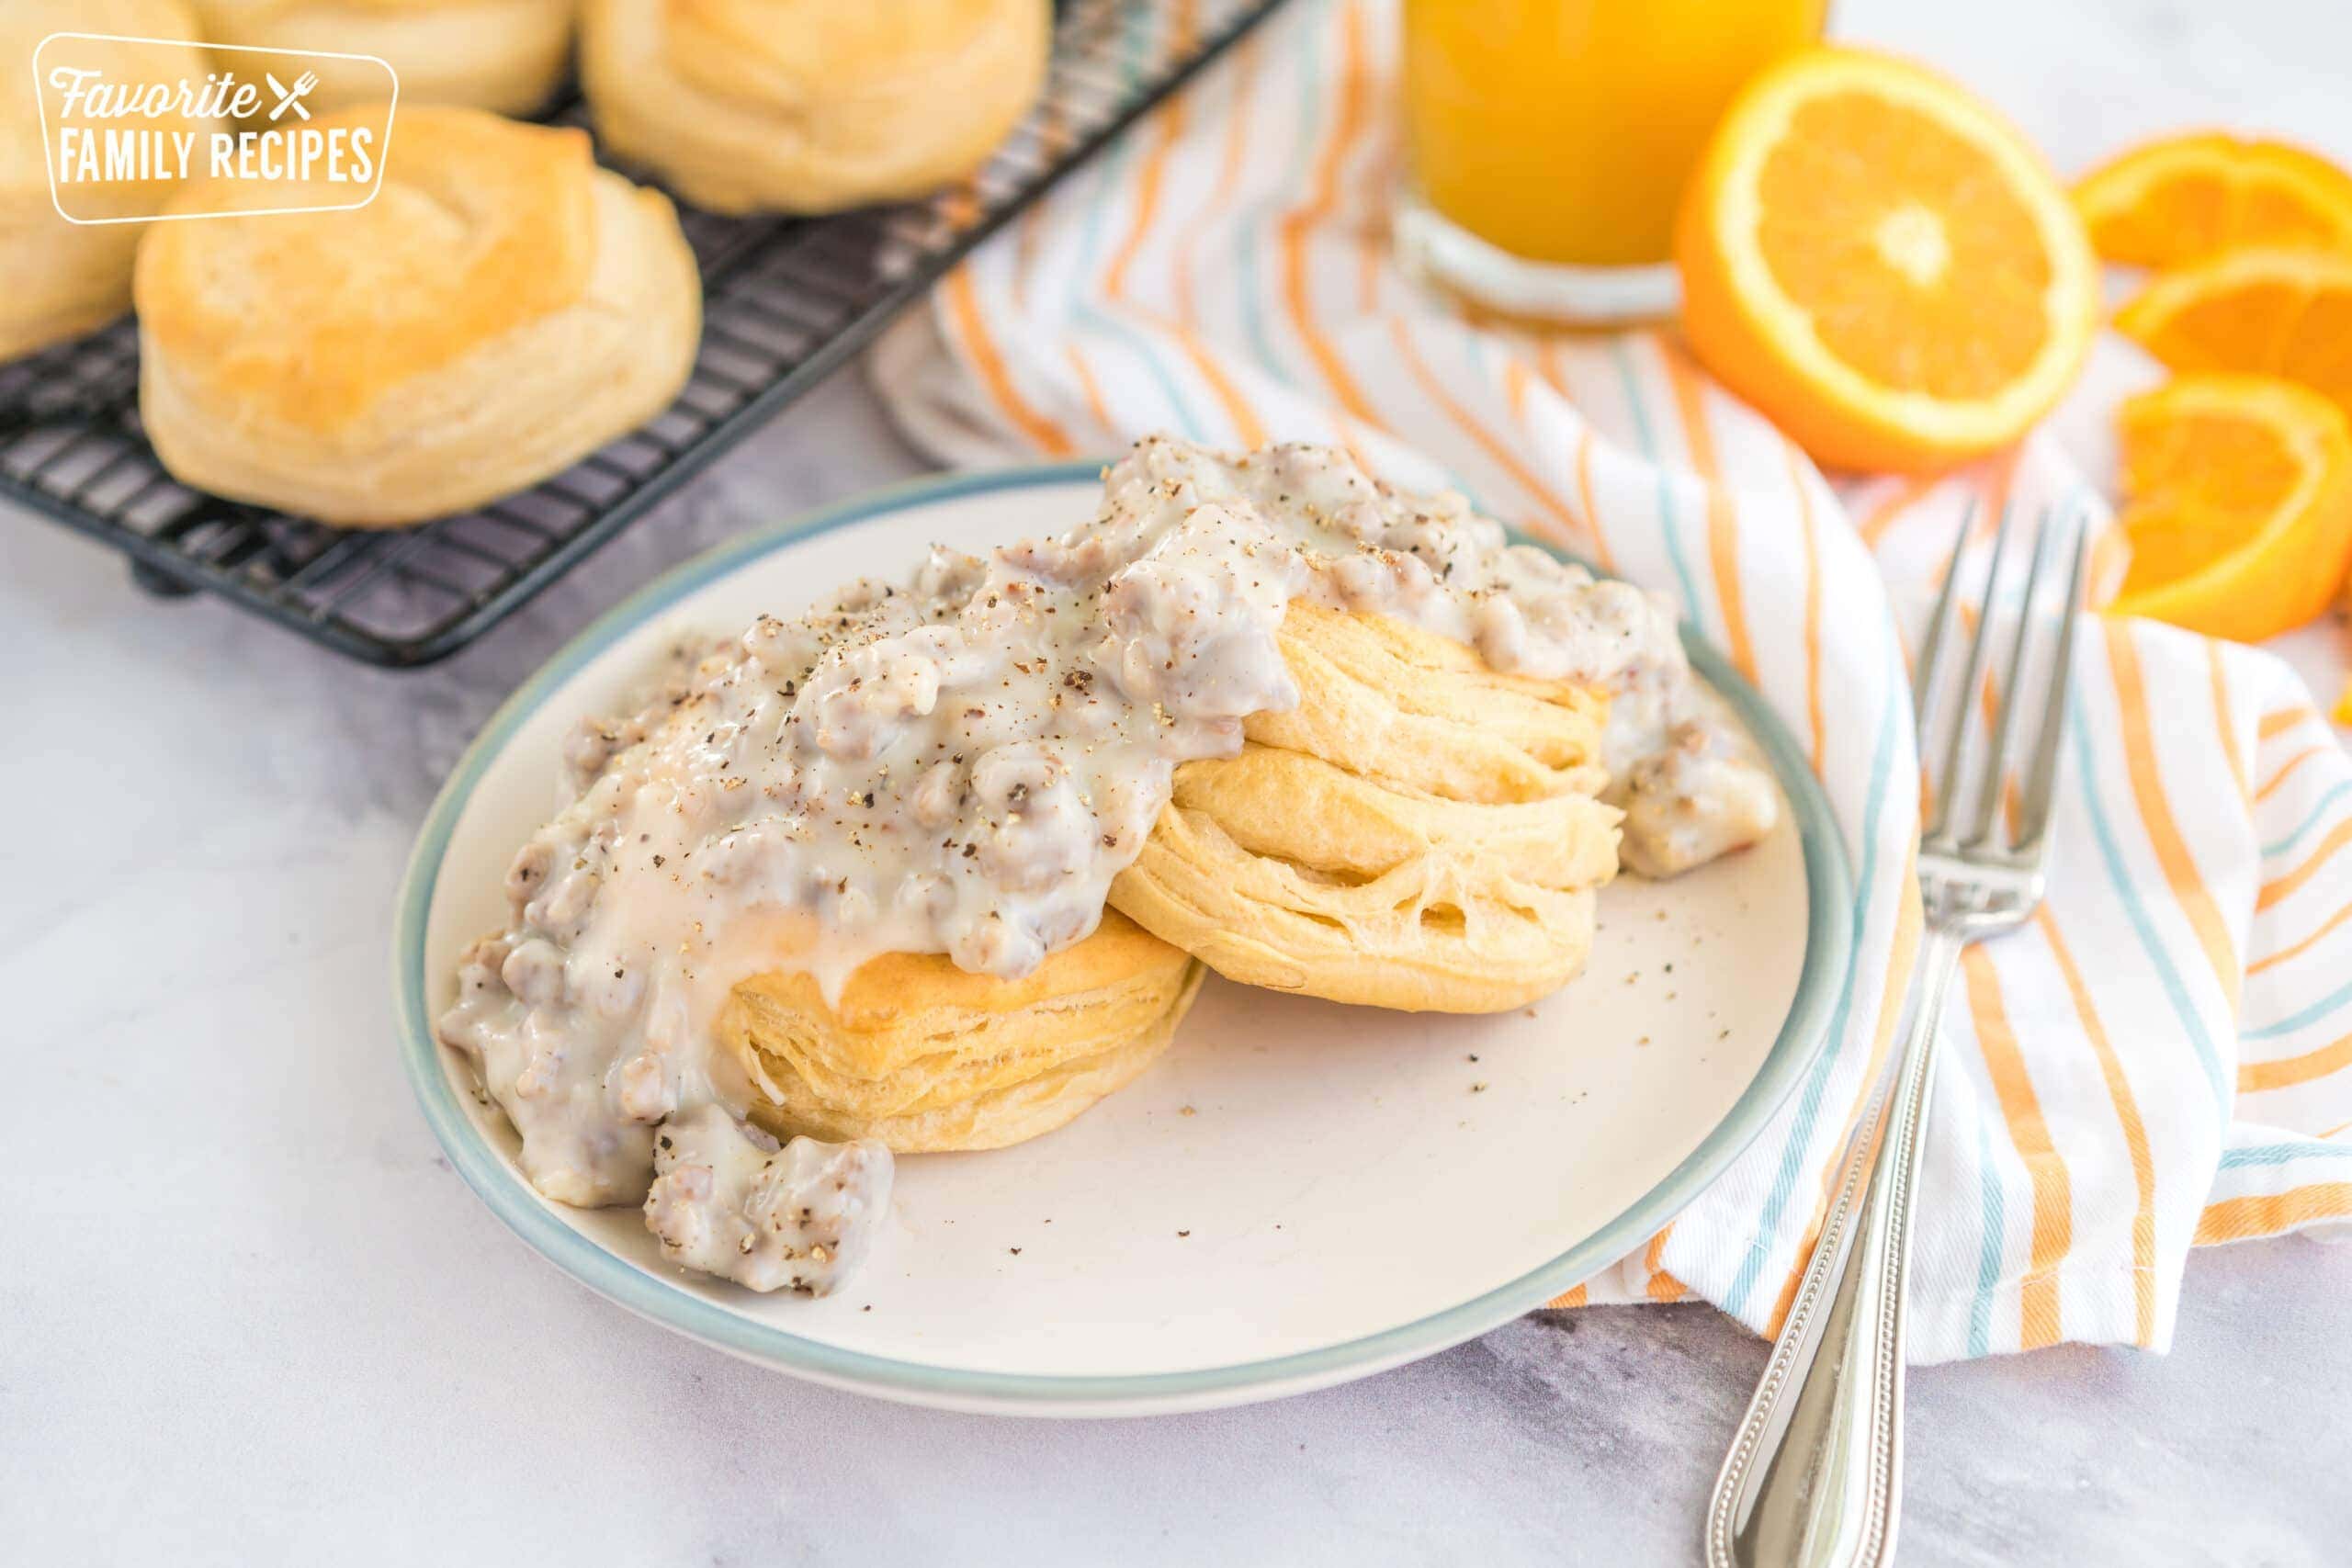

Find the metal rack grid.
[{"left": 0, "top": 0, "right": 1284, "bottom": 667}]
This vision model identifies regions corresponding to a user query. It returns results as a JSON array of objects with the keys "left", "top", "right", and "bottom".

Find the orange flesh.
[
  {"left": 2079, "top": 137, "right": 2352, "bottom": 266},
  {"left": 1754, "top": 92, "right": 2053, "bottom": 400},
  {"left": 2123, "top": 257, "right": 2352, "bottom": 414},
  {"left": 2118, "top": 409, "right": 2302, "bottom": 592}
]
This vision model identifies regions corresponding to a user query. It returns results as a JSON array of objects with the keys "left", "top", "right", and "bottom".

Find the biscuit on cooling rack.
[
  {"left": 135, "top": 106, "right": 700, "bottom": 526},
  {"left": 582, "top": 0, "right": 1050, "bottom": 215}
]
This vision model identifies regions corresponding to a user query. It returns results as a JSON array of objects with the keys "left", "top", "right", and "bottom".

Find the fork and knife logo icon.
[{"left": 263, "top": 69, "right": 318, "bottom": 122}]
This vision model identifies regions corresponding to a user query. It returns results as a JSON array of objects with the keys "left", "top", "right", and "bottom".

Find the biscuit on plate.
[
  {"left": 720, "top": 910, "right": 1203, "bottom": 1152},
  {"left": 1111, "top": 604, "right": 1623, "bottom": 1015},
  {"left": 581, "top": 0, "right": 1050, "bottom": 215},
  {"left": 134, "top": 105, "right": 700, "bottom": 526},
  {"left": 0, "top": 2, "right": 218, "bottom": 362},
  {"left": 188, "top": 0, "right": 577, "bottom": 117}
]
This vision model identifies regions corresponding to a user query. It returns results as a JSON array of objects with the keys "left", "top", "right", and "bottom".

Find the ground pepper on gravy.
[{"left": 438, "top": 437, "right": 1778, "bottom": 1292}]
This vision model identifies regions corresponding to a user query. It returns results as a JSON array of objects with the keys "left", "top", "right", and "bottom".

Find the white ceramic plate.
[{"left": 393, "top": 465, "right": 1853, "bottom": 1416}]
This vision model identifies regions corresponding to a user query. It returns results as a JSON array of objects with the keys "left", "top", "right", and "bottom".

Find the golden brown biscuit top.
[
  {"left": 0, "top": 0, "right": 210, "bottom": 198},
  {"left": 663, "top": 0, "right": 1022, "bottom": 109},
  {"left": 137, "top": 105, "right": 598, "bottom": 432},
  {"left": 192, "top": 0, "right": 482, "bottom": 19},
  {"left": 741, "top": 908, "right": 1189, "bottom": 1033}
]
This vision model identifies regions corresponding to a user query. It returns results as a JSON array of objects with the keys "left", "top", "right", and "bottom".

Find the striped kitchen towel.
[{"left": 868, "top": 0, "right": 2352, "bottom": 1360}]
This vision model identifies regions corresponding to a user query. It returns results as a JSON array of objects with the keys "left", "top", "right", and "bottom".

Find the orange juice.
[{"left": 1403, "top": 0, "right": 1828, "bottom": 268}]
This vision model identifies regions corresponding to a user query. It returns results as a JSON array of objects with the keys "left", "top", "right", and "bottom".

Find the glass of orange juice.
[{"left": 1396, "top": 0, "right": 1828, "bottom": 322}]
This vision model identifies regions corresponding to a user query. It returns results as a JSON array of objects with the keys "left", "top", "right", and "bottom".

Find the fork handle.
[{"left": 1704, "top": 924, "right": 1964, "bottom": 1568}]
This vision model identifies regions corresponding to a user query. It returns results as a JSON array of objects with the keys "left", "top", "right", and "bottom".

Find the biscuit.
[
  {"left": 0, "top": 3, "right": 218, "bottom": 361},
  {"left": 135, "top": 105, "right": 700, "bottom": 525},
  {"left": 721, "top": 910, "right": 1204, "bottom": 1152},
  {"left": 581, "top": 0, "right": 1050, "bottom": 215},
  {"left": 188, "top": 0, "right": 576, "bottom": 117},
  {"left": 1111, "top": 604, "right": 1623, "bottom": 1013}
]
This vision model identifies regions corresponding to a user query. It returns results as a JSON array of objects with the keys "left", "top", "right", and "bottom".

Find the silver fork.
[{"left": 1704, "top": 501, "right": 2089, "bottom": 1568}]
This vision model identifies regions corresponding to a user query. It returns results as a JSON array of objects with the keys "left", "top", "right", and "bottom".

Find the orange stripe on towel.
[
  {"left": 2105, "top": 622, "right": 2241, "bottom": 1009},
  {"left": 1962, "top": 945, "right": 2074, "bottom": 1349},
  {"left": 1065, "top": 345, "right": 1116, "bottom": 437},
  {"left": 2037, "top": 906, "right": 2158, "bottom": 1346},
  {"left": 2249, "top": 898, "right": 2352, "bottom": 978},
  {"left": 1638, "top": 1228, "right": 1689, "bottom": 1303},
  {"left": 1278, "top": 1, "right": 1383, "bottom": 427},
  {"left": 1091, "top": 5, "right": 1271, "bottom": 451},
  {"left": 1974, "top": 447, "right": 2020, "bottom": 545},
  {"left": 1858, "top": 475, "right": 1939, "bottom": 548},
  {"left": 2209, "top": 643, "right": 2252, "bottom": 818},
  {"left": 2258, "top": 818, "right": 2352, "bottom": 914},
  {"left": 1100, "top": 0, "right": 1196, "bottom": 302},
  {"left": 2196, "top": 1182, "right": 2352, "bottom": 1243},
  {"left": 1173, "top": 329, "right": 1272, "bottom": 448},
  {"left": 1660, "top": 342, "right": 1756, "bottom": 682},
  {"left": 1783, "top": 442, "right": 1828, "bottom": 778},
  {"left": 1766, "top": 859, "right": 1925, "bottom": 1338},
  {"left": 2258, "top": 705, "right": 2322, "bottom": 742},
  {"left": 1502, "top": 353, "right": 1540, "bottom": 425},
  {"left": 2258, "top": 746, "right": 2328, "bottom": 806},
  {"left": 2239, "top": 1031, "right": 2352, "bottom": 1095},
  {"left": 1012, "top": 93, "right": 1075, "bottom": 305},
  {"left": 1112, "top": 30, "right": 1275, "bottom": 451},
  {"left": 944, "top": 270, "right": 1075, "bottom": 457},
  {"left": 1174, "top": 29, "right": 1259, "bottom": 325},
  {"left": 1572, "top": 427, "right": 1617, "bottom": 575},
  {"left": 1387, "top": 318, "right": 1580, "bottom": 540}
]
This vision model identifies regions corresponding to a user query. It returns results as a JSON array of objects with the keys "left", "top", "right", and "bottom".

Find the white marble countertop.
[{"left": 6, "top": 2, "right": 2351, "bottom": 1562}]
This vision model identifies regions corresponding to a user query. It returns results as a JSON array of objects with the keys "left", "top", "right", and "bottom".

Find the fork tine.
[
  {"left": 2011, "top": 514, "right": 2090, "bottom": 853},
  {"left": 1959, "top": 503, "right": 2062, "bottom": 851},
  {"left": 1911, "top": 496, "right": 1978, "bottom": 724},
  {"left": 1926, "top": 500, "right": 2017, "bottom": 846},
  {"left": 1910, "top": 499, "right": 1978, "bottom": 841}
]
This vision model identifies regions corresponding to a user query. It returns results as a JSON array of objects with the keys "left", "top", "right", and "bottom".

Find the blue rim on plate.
[{"left": 391, "top": 462, "right": 1857, "bottom": 1411}]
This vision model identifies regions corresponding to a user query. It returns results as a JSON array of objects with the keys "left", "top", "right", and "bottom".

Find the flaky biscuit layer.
[{"left": 1112, "top": 604, "right": 1623, "bottom": 1013}]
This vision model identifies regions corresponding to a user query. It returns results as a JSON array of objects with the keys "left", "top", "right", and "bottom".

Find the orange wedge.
[
  {"left": 2115, "top": 246, "right": 2352, "bottom": 417},
  {"left": 1676, "top": 45, "right": 2099, "bottom": 473},
  {"left": 2075, "top": 133, "right": 2352, "bottom": 268},
  {"left": 2107, "top": 373, "right": 2352, "bottom": 642}
]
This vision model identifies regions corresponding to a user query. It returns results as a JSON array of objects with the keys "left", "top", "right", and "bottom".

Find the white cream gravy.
[{"left": 437, "top": 436, "right": 1778, "bottom": 1292}]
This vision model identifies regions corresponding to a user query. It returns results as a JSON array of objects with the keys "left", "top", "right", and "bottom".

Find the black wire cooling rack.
[{"left": 1, "top": 0, "right": 1284, "bottom": 667}]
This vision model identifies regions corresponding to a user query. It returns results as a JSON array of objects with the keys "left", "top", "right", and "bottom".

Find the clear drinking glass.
[{"left": 1396, "top": 0, "right": 1830, "bottom": 323}]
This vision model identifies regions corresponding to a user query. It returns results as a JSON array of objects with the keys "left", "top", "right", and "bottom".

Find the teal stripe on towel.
[
  {"left": 1067, "top": 7, "right": 1216, "bottom": 441},
  {"left": 2242, "top": 976, "right": 2352, "bottom": 1043},
  {"left": 1608, "top": 337, "right": 1707, "bottom": 626},
  {"left": 2220, "top": 1142, "right": 2352, "bottom": 1170},
  {"left": 2261, "top": 780, "right": 2352, "bottom": 860},
  {"left": 1969, "top": 1111, "right": 2008, "bottom": 1358},
  {"left": 1723, "top": 663, "right": 1903, "bottom": 1320},
  {"left": 2070, "top": 721, "right": 2230, "bottom": 1110}
]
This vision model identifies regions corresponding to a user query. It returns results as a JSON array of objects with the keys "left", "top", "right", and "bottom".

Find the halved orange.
[
  {"left": 2107, "top": 373, "right": 2352, "bottom": 642},
  {"left": 1676, "top": 45, "right": 2100, "bottom": 474},
  {"left": 2075, "top": 133, "right": 2352, "bottom": 269},
  {"left": 2115, "top": 246, "right": 2352, "bottom": 416}
]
